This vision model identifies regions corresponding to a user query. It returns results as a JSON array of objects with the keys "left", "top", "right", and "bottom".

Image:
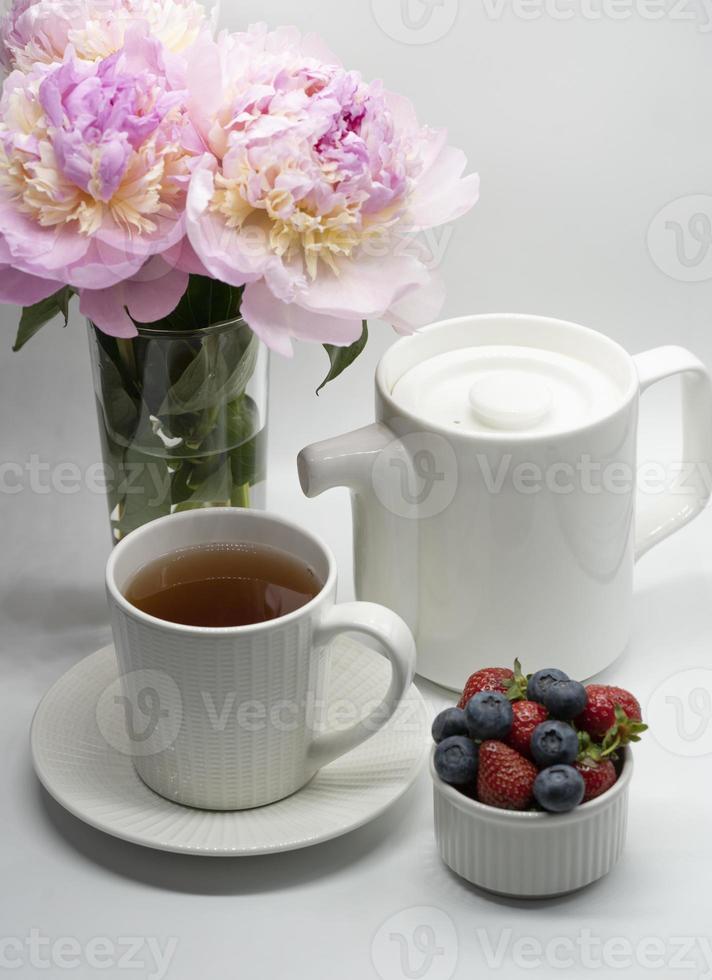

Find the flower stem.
[{"left": 231, "top": 482, "right": 251, "bottom": 508}]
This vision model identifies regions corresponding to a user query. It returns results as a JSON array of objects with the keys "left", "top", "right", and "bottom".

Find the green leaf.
[
  {"left": 505, "top": 659, "right": 529, "bottom": 701},
  {"left": 317, "top": 321, "right": 368, "bottom": 394},
  {"left": 226, "top": 394, "right": 260, "bottom": 446},
  {"left": 167, "top": 454, "right": 233, "bottom": 512},
  {"left": 113, "top": 444, "right": 172, "bottom": 538},
  {"left": 13, "top": 287, "right": 72, "bottom": 352},
  {"left": 228, "top": 396, "right": 266, "bottom": 489},
  {"left": 158, "top": 325, "right": 258, "bottom": 417},
  {"left": 92, "top": 338, "right": 140, "bottom": 443},
  {"left": 164, "top": 398, "right": 266, "bottom": 513}
]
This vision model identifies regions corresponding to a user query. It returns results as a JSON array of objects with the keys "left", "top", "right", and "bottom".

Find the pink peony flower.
[
  {"left": 0, "top": 24, "right": 197, "bottom": 334},
  {"left": 185, "top": 24, "right": 479, "bottom": 355},
  {"left": 0, "top": 0, "right": 210, "bottom": 72}
]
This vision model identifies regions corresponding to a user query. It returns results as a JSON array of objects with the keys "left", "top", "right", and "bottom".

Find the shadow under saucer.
[{"left": 35, "top": 778, "right": 423, "bottom": 897}]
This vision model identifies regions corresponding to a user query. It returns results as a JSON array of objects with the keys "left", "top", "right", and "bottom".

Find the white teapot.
[{"left": 298, "top": 314, "right": 712, "bottom": 689}]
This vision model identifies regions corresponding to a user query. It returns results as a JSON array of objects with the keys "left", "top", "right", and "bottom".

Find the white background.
[{"left": 2, "top": 0, "right": 712, "bottom": 977}]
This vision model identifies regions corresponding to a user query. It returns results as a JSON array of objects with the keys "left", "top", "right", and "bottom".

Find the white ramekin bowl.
[{"left": 432, "top": 748, "right": 633, "bottom": 898}]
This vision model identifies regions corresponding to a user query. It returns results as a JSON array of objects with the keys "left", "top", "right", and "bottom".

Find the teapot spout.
[
  {"left": 298, "top": 423, "right": 420, "bottom": 641},
  {"left": 297, "top": 423, "right": 394, "bottom": 498}
]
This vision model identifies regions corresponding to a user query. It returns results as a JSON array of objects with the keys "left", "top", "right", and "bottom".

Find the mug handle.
[
  {"left": 634, "top": 346, "right": 712, "bottom": 560},
  {"left": 307, "top": 602, "right": 416, "bottom": 770}
]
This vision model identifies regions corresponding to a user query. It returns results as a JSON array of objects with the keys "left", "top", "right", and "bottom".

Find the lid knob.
[{"left": 468, "top": 370, "right": 553, "bottom": 431}]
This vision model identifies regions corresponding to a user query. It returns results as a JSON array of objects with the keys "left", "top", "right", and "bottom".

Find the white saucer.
[{"left": 31, "top": 641, "right": 430, "bottom": 856}]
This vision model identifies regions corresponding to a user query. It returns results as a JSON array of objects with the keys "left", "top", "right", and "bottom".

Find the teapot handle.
[{"left": 634, "top": 346, "right": 712, "bottom": 560}]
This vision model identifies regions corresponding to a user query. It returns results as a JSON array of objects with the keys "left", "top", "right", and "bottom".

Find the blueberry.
[
  {"left": 527, "top": 668, "right": 569, "bottom": 704},
  {"left": 540, "top": 679, "right": 588, "bottom": 720},
  {"left": 534, "top": 765, "right": 585, "bottom": 813},
  {"left": 530, "top": 721, "right": 579, "bottom": 768},
  {"left": 431, "top": 707, "right": 469, "bottom": 744},
  {"left": 465, "top": 691, "right": 514, "bottom": 741},
  {"left": 433, "top": 736, "right": 479, "bottom": 785}
]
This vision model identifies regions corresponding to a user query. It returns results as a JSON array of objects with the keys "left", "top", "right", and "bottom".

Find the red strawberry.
[
  {"left": 458, "top": 667, "right": 514, "bottom": 709},
  {"left": 505, "top": 700, "right": 549, "bottom": 758},
  {"left": 576, "top": 686, "right": 617, "bottom": 738},
  {"left": 575, "top": 758, "right": 617, "bottom": 803},
  {"left": 604, "top": 686, "right": 642, "bottom": 722},
  {"left": 576, "top": 684, "right": 644, "bottom": 741},
  {"left": 477, "top": 741, "right": 538, "bottom": 811}
]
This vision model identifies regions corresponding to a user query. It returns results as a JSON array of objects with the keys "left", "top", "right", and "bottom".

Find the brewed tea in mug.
[{"left": 125, "top": 542, "right": 322, "bottom": 628}]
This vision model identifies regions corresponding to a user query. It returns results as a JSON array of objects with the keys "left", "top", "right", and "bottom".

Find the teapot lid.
[{"left": 383, "top": 316, "right": 639, "bottom": 438}]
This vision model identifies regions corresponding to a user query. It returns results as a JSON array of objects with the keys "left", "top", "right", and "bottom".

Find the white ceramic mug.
[
  {"left": 298, "top": 314, "right": 712, "bottom": 689},
  {"left": 105, "top": 508, "right": 416, "bottom": 810}
]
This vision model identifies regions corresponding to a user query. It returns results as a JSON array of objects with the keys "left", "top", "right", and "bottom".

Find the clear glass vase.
[{"left": 88, "top": 318, "right": 268, "bottom": 544}]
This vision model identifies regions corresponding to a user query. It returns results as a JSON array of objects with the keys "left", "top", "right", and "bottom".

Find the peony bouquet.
[{"left": 0, "top": 0, "right": 478, "bottom": 536}]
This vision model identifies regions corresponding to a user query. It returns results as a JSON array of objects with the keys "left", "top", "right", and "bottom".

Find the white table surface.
[{"left": 2, "top": 330, "right": 712, "bottom": 980}]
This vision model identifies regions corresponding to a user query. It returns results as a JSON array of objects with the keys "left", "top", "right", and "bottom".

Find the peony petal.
[
  {"left": 79, "top": 258, "right": 190, "bottom": 334},
  {"left": 188, "top": 209, "right": 265, "bottom": 287},
  {"left": 0, "top": 198, "right": 89, "bottom": 270},
  {"left": 187, "top": 161, "right": 268, "bottom": 286},
  {"left": 62, "top": 236, "right": 147, "bottom": 289},
  {"left": 186, "top": 154, "right": 218, "bottom": 218},
  {"left": 162, "top": 237, "right": 211, "bottom": 276},
  {"left": 187, "top": 160, "right": 244, "bottom": 283},
  {"left": 125, "top": 261, "right": 189, "bottom": 323},
  {"left": 408, "top": 143, "right": 481, "bottom": 230},
  {"left": 186, "top": 154, "right": 278, "bottom": 286},
  {"left": 94, "top": 210, "right": 186, "bottom": 268},
  {"left": 297, "top": 253, "right": 429, "bottom": 320},
  {"left": 242, "top": 280, "right": 363, "bottom": 355},
  {"left": 383, "top": 90, "right": 421, "bottom": 134},
  {"left": 79, "top": 284, "right": 137, "bottom": 338},
  {"left": 385, "top": 272, "right": 447, "bottom": 334},
  {"left": 186, "top": 34, "right": 230, "bottom": 147},
  {"left": 0, "top": 264, "right": 63, "bottom": 305}
]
